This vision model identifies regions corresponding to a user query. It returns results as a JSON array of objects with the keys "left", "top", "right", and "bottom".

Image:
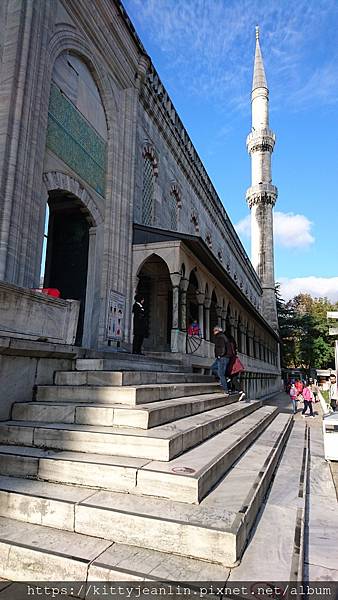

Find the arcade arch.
[{"left": 135, "top": 254, "right": 172, "bottom": 351}]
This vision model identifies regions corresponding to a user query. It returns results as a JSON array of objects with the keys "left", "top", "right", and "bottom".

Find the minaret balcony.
[
  {"left": 246, "top": 129, "right": 275, "bottom": 153},
  {"left": 246, "top": 183, "right": 278, "bottom": 208}
]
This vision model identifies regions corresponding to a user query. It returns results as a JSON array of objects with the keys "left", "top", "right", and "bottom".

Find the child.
[
  {"left": 301, "top": 382, "right": 315, "bottom": 418},
  {"left": 188, "top": 319, "right": 200, "bottom": 336},
  {"left": 289, "top": 383, "right": 298, "bottom": 414}
]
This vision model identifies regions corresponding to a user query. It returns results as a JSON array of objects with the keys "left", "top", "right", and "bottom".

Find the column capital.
[
  {"left": 179, "top": 277, "right": 189, "bottom": 293},
  {"left": 170, "top": 272, "right": 181, "bottom": 288},
  {"left": 196, "top": 290, "right": 205, "bottom": 304},
  {"left": 204, "top": 298, "right": 211, "bottom": 309}
]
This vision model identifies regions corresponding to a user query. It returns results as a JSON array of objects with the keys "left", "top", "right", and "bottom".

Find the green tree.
[{"left": 276, "top": 288, "right": 337, "bottom": 371}]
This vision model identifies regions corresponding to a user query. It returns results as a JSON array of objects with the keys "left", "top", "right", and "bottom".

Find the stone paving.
[
  {"left": 266, "top": 391, "right": 338, "bottom": 580},
  {"left": 330, "top": 462, "right": 338, "bottom": 499}
]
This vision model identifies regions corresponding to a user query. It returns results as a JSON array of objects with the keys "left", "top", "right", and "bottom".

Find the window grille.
[
  {"left": 142, "top": 156, "right": 154, "bottom": 225},
  {"left": 169, "top": 193, "right": 178, "bottom": 230}
]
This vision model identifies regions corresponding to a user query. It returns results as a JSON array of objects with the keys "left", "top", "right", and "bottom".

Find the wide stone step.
[
  {"left": 36, "top": 382, "right": 221, "bottom": 406},
  {"left": 12, "top": 392, "right": 237, "bottom": 429},
  {"left": 0, "top": 401, "right": 262, "bottom": 461},
  {"left": 0, "top": 413, "right": 291, "bottom": 567},
  {"left": 228, "top": 420, "right": 308, "bottom": 581},
  {"left": 0, "top": 406, "right": 277, "bottom": 502},
  {"left": 55, "top": 370, "right": 214, "bottom": 386},
  {"left": 0, "top": 446, "right": 149, "bottom": 493},
  {"left": 0, "top": 517, "right": 112, "bottom": 583},
  {"left": 75, "top": 358, "right": 184, "bottom": 372},
  {"left": 135, "top": 405, "right": 279, "bottom": 502},
  {"left": 0, "top": 519, "right": 227, "bottom": 584},
  {"left": 73, "top": 414, "right": 292, "bottom": 567}
]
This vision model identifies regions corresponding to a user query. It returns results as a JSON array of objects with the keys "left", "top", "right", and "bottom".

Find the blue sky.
[{"left": 123, "top": 0, "right": 338, "bottom": 301}]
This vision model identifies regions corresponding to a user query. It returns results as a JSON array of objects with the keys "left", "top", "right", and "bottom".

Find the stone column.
[
  {"left": 196, "top": 291, "right": 205, "bottom": 339},
  {"left": 204, "top": 297, "right": 211, "bottom": 342},
  {"left": 172, "top": 287, "right": 180, "bottom": 329},
  {"left": 170, "top": 273, "right": 181, "bottom": 353},
  {"left": 0, "top": 1, "right": 55, "bottom": 285},
  {"left": 82, "top": 227, "right": 97, "bottom": 348},
  {"left": 239, "top": 323, "right": 247, "bottom": 355},
  {"left": 221, "top": 309, "right": 227, "bottom": 332},
  {"left": 247, "top": 327, "right": 254, "bottom": 357},
  {"left": 229, "top": 316, "right": 236, "bottom": 340},
  {"left": 254, "top": 336, "right": 260, "bottom": 359},
  {"left": 179, "top": 278, "right": 189, "bottom": 331},
  {"left": 260, "top": 339, "right": 265, "bottom": 361},
  {"left": 231, "top": 316, "right": 239, "bottom": 346},
  {"left": 216, "top": 306, "right": 222, "bottom": 328},
  {"left": 170, "top": 272, "right": 181, "bottom": 330}
]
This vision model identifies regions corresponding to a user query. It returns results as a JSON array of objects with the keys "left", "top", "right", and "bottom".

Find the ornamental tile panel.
[{"left": 46, "top": 84, "right": 106, "bottom": 196}]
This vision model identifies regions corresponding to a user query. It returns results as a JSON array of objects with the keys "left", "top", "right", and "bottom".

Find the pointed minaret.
[{"left": 246, "top": 26, "right": 278, "bottom": 330}]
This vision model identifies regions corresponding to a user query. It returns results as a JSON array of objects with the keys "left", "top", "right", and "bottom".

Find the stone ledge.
[{"left": 0, "top": 336, "right": 83, "bottom": 359}]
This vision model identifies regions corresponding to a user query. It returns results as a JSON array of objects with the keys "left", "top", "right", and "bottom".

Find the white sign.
[
  {"left": 107, "top": 290, "right": 125, "bottom": 340},
  {"left": 327, "top": 311, "right": 338, "bottom": 320},
  {"left": 329, "top": 327, "right": 338, "bottom": 336}
]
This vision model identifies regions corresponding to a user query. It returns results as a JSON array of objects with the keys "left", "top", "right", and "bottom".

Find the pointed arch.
[{"left": 43, "top": 171, "right": 103, "bottom": 226}]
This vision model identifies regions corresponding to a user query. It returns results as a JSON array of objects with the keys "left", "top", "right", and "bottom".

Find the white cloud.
[
  {"left": 124, "top": 0, "right": 338, "bottom": 112},
  {"left": 234, "top": 211, "right": 314, "bottom": 248},
  {"left": 235, "top": 214, "right": 251, "bottom": 239},
  {"left": 279, "top": 277, "right": 338, "bottom": 302}
]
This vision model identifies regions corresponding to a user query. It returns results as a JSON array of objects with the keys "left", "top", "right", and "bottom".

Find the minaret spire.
[
  {"left": 252, "top": 26, "right": 267, "bottom": 91},
  {"left": 246, "top": 27, "right": 278, "bottom": 330}
]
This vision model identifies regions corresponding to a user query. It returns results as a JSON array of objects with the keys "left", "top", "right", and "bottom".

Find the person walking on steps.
[
  {"left": 225, "top": 330, "right": 246, "bottom": 402},
  {"left": 301, "top": 382, "right": 315, "bottom": 418},
  {"left": 132, "top": 294, "right": 146, "bottom": 355},
  {"left": 211, "top": 326, "right": 235, "bottom": 394}
]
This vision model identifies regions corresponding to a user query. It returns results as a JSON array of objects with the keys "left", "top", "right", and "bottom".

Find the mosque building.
[{"left": 0, "top": 0, "right": 280, "bottom": 402}]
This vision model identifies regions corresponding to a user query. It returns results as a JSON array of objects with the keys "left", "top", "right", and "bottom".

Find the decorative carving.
[
  {"left": 142, "top": 143, "right": 159, "bottom": 177},
  {"left": 191, "top": 213, "right": 200, "bottom": 234},
  {"left": 205, "top": 233, "right": 212, "bottom": 249}
]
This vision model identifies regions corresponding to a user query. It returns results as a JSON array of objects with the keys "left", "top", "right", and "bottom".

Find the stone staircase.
[{"left": 0, "top": 355, "right": 299, "bottom": 585}]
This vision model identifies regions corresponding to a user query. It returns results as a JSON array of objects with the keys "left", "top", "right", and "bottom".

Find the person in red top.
[
  {"left": 295, "top": 379, "right": 303, "bottom": 396},
  {"left": 187, "top": 319, "right": 200, "bottom": 336}
]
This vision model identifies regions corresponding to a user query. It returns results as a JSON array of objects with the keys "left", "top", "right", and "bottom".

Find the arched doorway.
[
  {"left": 136, "top": 255, "right": 172, "bottom": 352},
  {"left": 43, "top": 190, "right": 93, "bottom": 344}
]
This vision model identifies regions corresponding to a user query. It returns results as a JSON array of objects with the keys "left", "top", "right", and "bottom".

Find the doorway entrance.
[
  {"left": 136, "top": 255, "right": 172, "bottom": 352},
  {"left": 43, "top": 191, "right": 91, "bottom": 344}
]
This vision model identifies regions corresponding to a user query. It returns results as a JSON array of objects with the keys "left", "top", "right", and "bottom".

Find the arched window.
[
  {"left": 142, "top": 144, "right": 158, "bottom": 226},
  {"left": 169, "top": 184, "right": 181, "bottom": 231},
  {"left": 142, "top": 155, "right": 155, "bottom": 225}
]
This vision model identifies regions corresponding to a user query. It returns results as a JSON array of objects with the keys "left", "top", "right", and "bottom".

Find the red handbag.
[{"left": 229, "top": 356, "right": 245, "bottom": 375}]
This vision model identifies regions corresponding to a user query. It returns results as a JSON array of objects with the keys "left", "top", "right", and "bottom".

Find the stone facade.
[{"left": 0, "top": 1, "right": 280, "bottom": 391}]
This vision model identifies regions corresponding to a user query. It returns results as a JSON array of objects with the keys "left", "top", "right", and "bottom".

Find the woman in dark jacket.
[{"left": 132, "top": 294, "right": 146, "bottom": 354}]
